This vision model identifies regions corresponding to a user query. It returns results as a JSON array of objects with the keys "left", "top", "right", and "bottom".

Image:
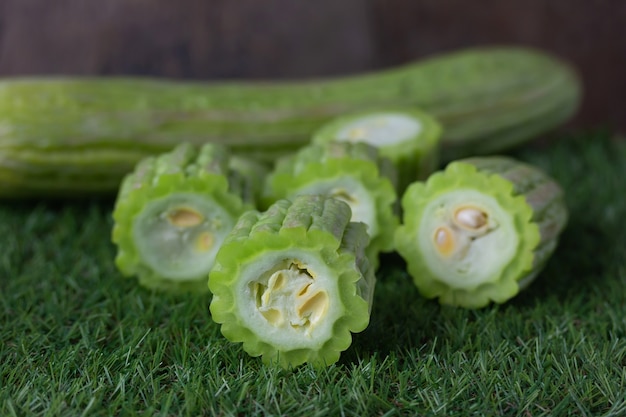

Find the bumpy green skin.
[
  {"left": 112, "top": 143, "right": 262, "bottom": 292},
  {"left": 208, "top": 195, "right": 375, "bottom": 368},
  {"left": 311, "top": 108, "right": 442, "bottom": 191},
  {"left": 0, "top": 47, "right": 581, "bottom": 198},
  {"left": 394, "top": 156, "right": 567, "bottom": 308},
  {"left": 263, "top": 142, "right": 399, "bottom": 268}
]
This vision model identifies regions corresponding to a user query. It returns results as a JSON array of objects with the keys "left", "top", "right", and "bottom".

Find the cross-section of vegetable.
[
  {"left": 263, "top": 142, "right": 399, "bottom": 268},
  {"left": 112, "top": 142, "right": 264, "bottom": 292},
  {"left": 208, "top": 194, "right": 375, "bottom": 368},
  {"left": 394, "top": 156, "right": 567, "bottom": 308},
  {"left": 312, "top": 108, "right": 442, "bottom": 191}
]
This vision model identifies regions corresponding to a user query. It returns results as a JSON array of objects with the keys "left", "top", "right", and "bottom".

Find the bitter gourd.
[
  {"left": 208, "top": 194, "right": 375, "bottom": 368},
  {"left": 263, "top": 142, "right": 398, "bottom": 268},
  {"left": 311, "top": 108, "right": 442, "bottom": 192},
  {"left": 0, "top": 47, "right": 581, "bottom": 198},
  {"left": 394, "top": 156, "right": 567, "bottom": 308},
  {"left": 112, "top": 142, "right": 264, "bottom": 292}
]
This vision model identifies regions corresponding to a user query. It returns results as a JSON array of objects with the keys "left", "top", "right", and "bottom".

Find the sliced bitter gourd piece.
[
  {"left": 208, "top": 194, "right": 375, "bottom": 369},
  {"left": 394, "top": 156, "right": 567, "bottom": 308},
  {"left": 112, "top": 143, "right": 264, "bottom": 292},
  {"left": 263, "top": 141, "right": 399, "bottom": 268},
  {"left": 312, "top": 108, "right": 442, "bottom": 192}
]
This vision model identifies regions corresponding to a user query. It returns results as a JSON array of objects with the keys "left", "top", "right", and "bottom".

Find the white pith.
[
  {"left": 334, "top": 113, "right": 422, "bottom": 147},
  {"left": 417, "top": 189, "right": 518, "bottom": 288},
  {"left": 236, "top": 251, "right": 341, "bottom": 349},
  {"left": 133, "top": 193, "right": 234, "bottom": 281}
]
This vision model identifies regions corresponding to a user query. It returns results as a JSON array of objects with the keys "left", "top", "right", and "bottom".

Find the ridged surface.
[
  {"left": 0, "top": 47, "right": 581, "bottom": 198},
  {"left": 311, "top": 108, "right": 442, "bottom": 192},
  {"left": 395, "top": 156, "right": 567, "bottom": 308},
  {"left": 463, "top": 156, "right": 568, "bottom": 270},
  {"left": 263, "top": 142, "right": 399, "bottom": 268},
  {"left": 208, "top": 195, "right": 375, "bottom": 368},
  {"left": 112, "top": 143, "right": 258, "bottom": 292}
]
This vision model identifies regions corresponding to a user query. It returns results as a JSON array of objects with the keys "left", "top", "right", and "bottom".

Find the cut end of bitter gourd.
[
  {"left": 263, "top": 142, "right": 399, "bottom": 268},
  {"left": 112, "top": 143, "right": 254, "bottom": 292},
  {"left": 395, "top": 157, "right": 562, "bottom": 308},
  {"left": 208, "top": 195, "right": 374, "bottom": 369},
  {"left": 312, "top": 108, "right": 442, "bottom": 191}
]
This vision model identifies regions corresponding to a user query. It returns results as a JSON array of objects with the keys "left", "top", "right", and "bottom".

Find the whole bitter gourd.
[{"left": 0, "top": 47, "right": 581, "bottom": 198}]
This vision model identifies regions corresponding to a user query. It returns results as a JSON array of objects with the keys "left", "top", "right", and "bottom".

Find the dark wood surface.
[{"left": 1, "top": 0, "right": 624, "bottom": 130}]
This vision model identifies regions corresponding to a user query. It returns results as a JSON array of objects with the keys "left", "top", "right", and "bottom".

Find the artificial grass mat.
[{"left": 1, "top": 131, "right": 625, "bottom": 416}]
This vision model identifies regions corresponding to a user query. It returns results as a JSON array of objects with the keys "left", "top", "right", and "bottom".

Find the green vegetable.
[
  {"left": 112, "top": 143, "right": 264, "bottom": 292},
  {"left": 394, "top": 156, "right": 567, "bottom": 308},
  {"left": 312, "top": 108, "right": 442, "bottom": 191},
  {"left": 263, "top": 142, "right": 398, "bottom": 268},
  {"left": 0, "top": 47, "right": 580, "bottom": 198},
  {"left": 208, "top": 194, "right": 375, "bottom": 368}
]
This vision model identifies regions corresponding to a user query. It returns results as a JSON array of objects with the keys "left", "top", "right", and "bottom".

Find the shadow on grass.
[
  {"left": 343, "top": 153, "right": 625, "bottom": 366},
  {"left": 344, "top": 206, "right": 620, "bottom": 366},
  {"left": 341, "top": 253, "right": 445, "bottom": 364}
]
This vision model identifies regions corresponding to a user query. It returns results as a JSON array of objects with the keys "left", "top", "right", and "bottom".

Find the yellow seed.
[
  {"left": 291, "top": 261, "right": 315, "bottom": 278},
  {"left": 297, "top": 291, "right": 329, "bottom": 325},
  {"left": 297, "top": 282, "right": 312, "bottom": 296},
  {"left": 268, "top": 271, "right": 285, "bottom": 292},
  {"left": 194, "top": 232, "right": 214, "bottom": 252},
  {"left": 434, "top": 227, "right": 456, "bottom": 256},
  {"left": 253, "top": 283, "right": 265, "bottom": 308},
  {"left": 454, "top": 206, "right": 488, "bottom": 230},
  {"left": 260, "top": 308, "right": 283, "bottom": 326},
  {"left": 167, "top": 207, "right": 204, "bottom": 227},
  {"left": 348, "top": 127, "right": 367, "bottom": 141},
  {"left": 331, "top": 188, "right": 357, "bottom": 204}
]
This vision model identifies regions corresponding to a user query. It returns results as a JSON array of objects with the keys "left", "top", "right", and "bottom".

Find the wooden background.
[{"left": 0, "top": 0, "right": 624, "bottom": 131}]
